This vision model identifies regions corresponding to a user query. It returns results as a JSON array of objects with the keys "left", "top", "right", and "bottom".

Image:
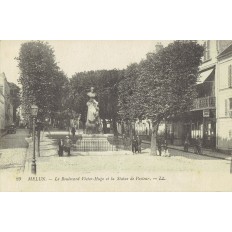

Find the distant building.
[
  {"left": 17, "top": 105, "right": 26, "bottom": 127},
  {"left": 0, "top": 89, "right": 5, "bottom": 131},
  {"left": 0, "top": 72, "right": 14, "bottom": 133}
]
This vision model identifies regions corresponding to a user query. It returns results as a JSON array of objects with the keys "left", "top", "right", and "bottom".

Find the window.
[
  {"left": 203, "top": 41, "right": 210, "bottom": 61},
  {"left": 191, "top": 122, "right": 203, "bottom": 138},
  {"left": 225, "top": 98, "right": 232, "bottom": 117},
  {"left": 229, "top": 130, "right": 232, "bottom": 138},
  {"left": 230, "top": 98, "right": 232, "bottom": 110},
  {"left": 228, "top": 64, "right": 232, "bottom": 87},
  {"left": 225, "top": 99, "right": 228, "bottom": 116}
]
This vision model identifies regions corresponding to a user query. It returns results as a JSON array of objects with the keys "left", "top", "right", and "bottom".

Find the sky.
[{"left": 0, "top": 40, "right": 171, "bottom": 85}]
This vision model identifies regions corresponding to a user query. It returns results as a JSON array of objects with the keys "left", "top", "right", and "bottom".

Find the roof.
[
  {"left": 197, "top": 68, "right": 214, "bottom": 84},
  {"left": 218, "top": 43, "right": 232, "bottom": 60}
]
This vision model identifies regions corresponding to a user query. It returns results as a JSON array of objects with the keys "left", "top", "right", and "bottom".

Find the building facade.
[
  {"left": 216, "top": 44, "right": 232, "bottom": 151},
  {"left": 167, "top": 41, "right": 232, "bottom": 149},
  {"left": 189, "top": 40, "right": 218, "bottom": 148},
  {"left": 0, "top": 90, "right": 5, "bottom": 132},
  {"left": 0, "top": 72, "right": 13, "bottom": 132}
]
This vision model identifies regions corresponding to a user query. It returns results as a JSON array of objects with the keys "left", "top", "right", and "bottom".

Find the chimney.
[{"left": 155, "top": 42, "right": 163, "bottom": 53}]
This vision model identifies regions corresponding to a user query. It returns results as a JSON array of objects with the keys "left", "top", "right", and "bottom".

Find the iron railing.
[
  {"left": 191, "top": 96, "right": 216, "bottom": 110},
  {"left": 73, "top": 138, "right": 117, "bottom": 152}
]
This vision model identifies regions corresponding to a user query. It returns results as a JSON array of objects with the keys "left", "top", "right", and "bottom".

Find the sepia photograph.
[
  {"left": 2, "top": 2, "right": 232, "bottom": 232},
  {"left": 1, "top": 40, "right": 232, "bottom": 191}
]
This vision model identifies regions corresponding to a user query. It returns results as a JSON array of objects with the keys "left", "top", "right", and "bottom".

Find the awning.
[{"left": 197, "top": 68, "right": 214, "bottom": 84}]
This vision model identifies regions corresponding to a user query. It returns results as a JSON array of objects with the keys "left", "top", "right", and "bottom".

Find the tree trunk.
[
  {"left": 164, "top": 119, "right": 167, "bottom": 141},
  {"left": 112, "top": 117, "right": 118, "bottom": 137},
  {"left": 150, "top": 122, "right": 159, "bottom": 156},
  {"left": 102, "top": 118, "right": 107, "bottom": 134},
  {"left": 129, "top": 122, "right": 133, "bottom": 139}
]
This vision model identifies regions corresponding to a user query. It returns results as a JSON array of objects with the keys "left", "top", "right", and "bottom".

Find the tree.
[
  {"left": 118, "top": 63, "right": 141, "bottom": 120},
  {"left": 69, "top": 71, "right": 96, "bottom": 124},
  {"left": 69, "top": 69, "right": 121, "bottom": 134},
  {"left": 50, "top": 70, "right": 70, "bottom": 126},
  {"left": 118, "top": 41, "right": 204, "bottom": 155},
  {"left": 16, "top": 41, "right": 66, "bottom": 121},
  {"left": 97, "top": 70, "right": 121, "bottom": 134}
]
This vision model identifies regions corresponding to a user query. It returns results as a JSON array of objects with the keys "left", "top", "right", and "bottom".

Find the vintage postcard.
[{"left": 1, "top": 40, "right": 232, "bottom": 192}]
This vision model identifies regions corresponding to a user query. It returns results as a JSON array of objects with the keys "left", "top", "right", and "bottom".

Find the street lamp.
[{"left": 31, "top": 104, "right": 38, "bottom": 175}]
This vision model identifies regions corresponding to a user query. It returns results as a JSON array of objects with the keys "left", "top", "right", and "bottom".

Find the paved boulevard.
[
  {"left": 0, "top": 129, "right": 29, "bottom": 172},
  {"left": 0, "top": 129, "right": 232, "bottom": 177}
]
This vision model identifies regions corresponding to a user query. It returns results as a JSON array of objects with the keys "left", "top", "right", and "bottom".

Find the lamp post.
[{"left": 31, "top": 104, "right": 38, "bottom": 175}]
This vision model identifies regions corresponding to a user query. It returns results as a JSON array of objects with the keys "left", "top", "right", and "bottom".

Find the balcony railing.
[{"left": 191, "top": 96, "right": 216, "bottom": 111}]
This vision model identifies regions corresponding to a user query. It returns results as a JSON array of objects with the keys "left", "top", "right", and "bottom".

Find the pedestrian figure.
[
  {"left": 184, "top": 134, "right": 190, "bottom": 152},
  {"left": 124, "top": 136, "right": 131, "bottom": 150},
  {"left": 136, "top": 135, "right": 142, "bottom": 153},
  {"left": 163, "top": 139, "right": 168, "bottom": 152},
  {"left": 195, "top": 135, "right": 202, "bottom": 155},
  {"left": 132, "top": 135, "right": 138, "bottom": 154},
  {"left": 157, "top": 138, "right": 162, "bottom": 156},
  {"left": 122, "top": 134, "right": 126, "bottom": 149},
  {"left": 58, "top": 139, "right": 64, "bottom": 156},
  {"left": 64, "top": 136, "right": 72, "bottom": 156},
  {"left": 71, "top": 127, "right": 76, "bottom": 138},
  {"left": 162, "top": 139, "right": 170, "bottom": 157}
]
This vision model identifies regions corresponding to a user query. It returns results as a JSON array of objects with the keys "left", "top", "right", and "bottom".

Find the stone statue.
[{"left": 86, "top": 87, "right": 102, "bottom": 134}]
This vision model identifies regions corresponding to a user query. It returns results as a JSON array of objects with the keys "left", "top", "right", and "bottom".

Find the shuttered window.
[
  {"left": 230, "top": 98, "right": 232, "bottom": 110},
  {"left": 225, "top": 99, "right": 228, "bottom": 116},
  {"left": 203, "top": 41, "right": 211, "bottom": 61},
  {"left": 228, "top": 65, "right": 232, "bottom": 87},
  {"left": 225, "top": 98, "right": 232, "bottom": 117},
  {"left": 229, "top": 130, "right": 232, "bottom": 138},
  {"left": 206, "top": 41, "right": 210, "bottom": 60}
]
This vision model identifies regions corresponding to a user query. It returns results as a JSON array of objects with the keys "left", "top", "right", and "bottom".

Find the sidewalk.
[
  {"left": 23, "top": 131, "right": 135, "bottom": 174},
  {"left": 0, "top": 129, "right": 7, "bottom": 138},
  {"left": 142, "top": 140, "right": 232, "bottom": 161},
  {"left": 23, "top": 131, "right": 232, "bottom": 175}
]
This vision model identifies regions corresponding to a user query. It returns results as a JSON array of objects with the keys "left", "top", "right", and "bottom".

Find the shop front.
[{"left": 190, "top": 109, "right": 216, "bottom": 149}]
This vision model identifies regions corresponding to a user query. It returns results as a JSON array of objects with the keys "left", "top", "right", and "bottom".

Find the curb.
[
  {"left": 167, "top": 146, "right": 231, "bottom": 161},
  {"left": 0, "top": 130, "right": 7, "bottom": 138},
  {"left": 23, "top": 138, "right": 33, "bottom": 175},
  {"left": 141, "top": 140, "right": 230, "bottom": 161}
]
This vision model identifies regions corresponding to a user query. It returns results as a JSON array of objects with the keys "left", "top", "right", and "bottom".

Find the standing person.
[
  {"left": 184, "top": 134, "right": 190, "bottom": 152},
  {"left": 136, "top": 135, "right": 142, "bottom": 153},
  {"left": 122, "top": 134, "right": 126, "bottom": 150},
  {"left": 163, "top": 139, "right": 168, "bottom": 153},
  {"left": 71, "top": 126, "right": 76, "bottom": 138},
  {"left": 195, "top": 135, "right": 202, "bottom": 155},
  {"left": 132, "top": 135, "right": 138, "bottom": 154},
  {"left": 64, "top": 136, "right": 72, "bottom": 156},
  {"left": 58, "top": 139, "right": 64, "bottom": 156},
  {"left": 157, "top": 137, "right": 162, "bottom": 156}
]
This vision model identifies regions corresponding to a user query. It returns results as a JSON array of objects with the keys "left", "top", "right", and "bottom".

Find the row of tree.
[
  {"left": 16, "top": 41, "right": 70, "bottom": 123},
  {"left": 118, "top": 41, "right": 204, "bottom": 154},
  {"left": 17, "top": 40, "right": 204, "bottom": 154},
  {"left": 16, "top": 41, "right": 122, "bottom": 132}
]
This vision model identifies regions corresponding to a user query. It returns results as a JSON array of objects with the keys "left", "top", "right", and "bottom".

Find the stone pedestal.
[{"left": 74, "top": 134, "right": 116, "bottom": 152}]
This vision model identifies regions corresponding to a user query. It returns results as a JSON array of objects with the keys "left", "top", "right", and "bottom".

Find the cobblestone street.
[
  {"left": 0, "top": 129, "right": 232, "bottom": 191},
  {"left": 0, "top": 129, "right": 28, "bottom": 174}
]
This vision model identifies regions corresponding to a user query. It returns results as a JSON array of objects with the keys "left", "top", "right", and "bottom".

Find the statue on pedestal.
[{"left": 86, "top": 87, "right": 102, "bottom": 134}]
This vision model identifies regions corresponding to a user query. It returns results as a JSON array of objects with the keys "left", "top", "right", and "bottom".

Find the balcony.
[{"left": 191, "top": 96, "right": 216, "bottom": 111}]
